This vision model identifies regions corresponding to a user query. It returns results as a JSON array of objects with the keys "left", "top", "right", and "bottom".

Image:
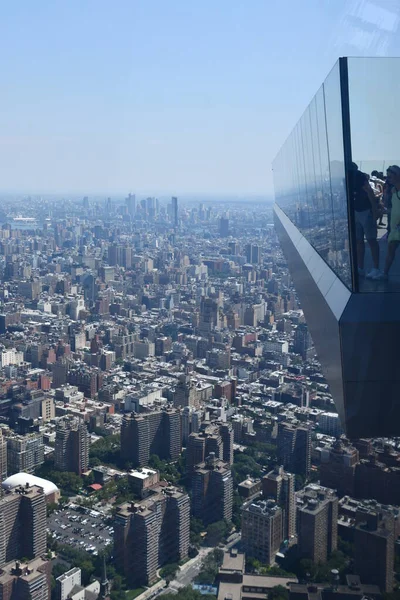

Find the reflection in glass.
[
  {"left": 273, "top": 60, "right": 352, "bottom": 289},
  {"left": 324, "top": 62, "right": 351, "bottom": 288},
  {"left": 348, "top": 57, "right": 400, "bottom": 291}
]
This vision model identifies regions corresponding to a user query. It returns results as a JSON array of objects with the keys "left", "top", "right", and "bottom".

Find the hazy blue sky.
[{"left": 1, "top": 0, "right": 399, "bottom": 196}]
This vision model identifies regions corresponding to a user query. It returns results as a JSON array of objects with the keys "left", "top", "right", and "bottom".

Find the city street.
[{"left": 157, "top": 533, "right": 242, "bottom": 596}]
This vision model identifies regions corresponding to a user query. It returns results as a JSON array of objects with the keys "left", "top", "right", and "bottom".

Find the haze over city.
[
  {"left": 0, "top": 2, "right": 400, "bottom": 600},
  {"left": 2, "top": 1, "right": 400, "bottom": 196}
]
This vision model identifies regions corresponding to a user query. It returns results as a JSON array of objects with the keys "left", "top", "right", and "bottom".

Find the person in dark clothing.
[{"left": 349, "top": 163, "right": 381, "bottom": 279}]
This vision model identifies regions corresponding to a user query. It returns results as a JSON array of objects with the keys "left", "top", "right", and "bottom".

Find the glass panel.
[
  {"left": 273, "top": 59, "right": 352, "bottom": 290},
  {"left": 323, "top": 62, "right": 352, "bottom": 288},
  {"left": 348, "top": 57, "right": 400, "bottom": 292}
]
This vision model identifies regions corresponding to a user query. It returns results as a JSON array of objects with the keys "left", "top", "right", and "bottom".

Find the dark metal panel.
[
  {"left": 274, "top": 206, "right": 347, "bottom": 427},
  {"left": 344, "top": 380, "right": 400, "bottom": 438},
  {"left": 340, "top": 294, "right": 400, "bottom": 437}
]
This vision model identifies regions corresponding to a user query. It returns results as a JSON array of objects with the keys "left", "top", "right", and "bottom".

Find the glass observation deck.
[
  {"left": 273, "top": 57, "right": 400, "bottom": 293},
  {"left": 273, "top": 57, "right": 400, "bottom": 438}
]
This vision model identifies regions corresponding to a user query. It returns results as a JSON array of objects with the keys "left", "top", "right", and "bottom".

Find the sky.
[{"left": 1, "top": 0, "right": 399, "bottom": 197}]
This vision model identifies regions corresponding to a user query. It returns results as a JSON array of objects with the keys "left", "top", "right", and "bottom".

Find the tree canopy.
[
  {"left": 268, "top": 585, "right": 289, "bottom": 600},
  {"left": 35, "top": 463, "right": 82, "bottom": 495},
  {"left": 195, "top": 549, "right": 224, "bottom": 585},
  {"left": 162, "top": 586, "right": 216, "bottom": 600},
  {"left": 206, "top": 520, "right": 230, "bottom": 546},
  {"left": 160, "top": 563, "right": 180, "bottom": 583},
  {"left": 89, "top": 433, "right": 121, "bottom": 468}
]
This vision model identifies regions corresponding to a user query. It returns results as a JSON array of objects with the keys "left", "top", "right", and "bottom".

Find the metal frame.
[{"left": 339, "top": 57, "right": 359, "bottom": 293}]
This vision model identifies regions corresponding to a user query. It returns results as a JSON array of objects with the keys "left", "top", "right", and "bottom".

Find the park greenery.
[
  {"left": 232, "top": 442, "right": 277, "bottom": 485},
  {"left": 148, "top": 453, "right": 187, "bottom": 487},
  {"left": 162, "top": 586, "right": 216, "bottom": 600},
  {"left": 245, "top": 557, "right": 296, "bottom": 578},
  {"left": 89, "top": 433, "right": 121, "bottom": 468},
  {"left": 268, "top": 585, "right": 289, "bottom": 600},
  {"left": 48, "top": 541, "right": 139, "bottom": 600},
  {"left": 190, "top": 517, "right": 205, "bottom": 546},
  {"left": 35, "top": 462, "right": 82, "bottom": 495},
  {"left": 206, "top": 520, "right": 231, "bottom": 546},
  {"left": 190, "top": 517, "right": 231, "bottom": 548},
  {"left": 195, "top": 548, "right": 224, "bottom": 584},
  {"left": 160, "top": 563, "right": 180, "bottom": 583},
  {"left": 277, "top": 541, "right": 353, "bottom": 585}
]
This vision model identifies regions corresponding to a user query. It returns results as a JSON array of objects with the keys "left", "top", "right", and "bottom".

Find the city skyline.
[{"left": 0, "top": 3, "right": 400, "bottom": 598}]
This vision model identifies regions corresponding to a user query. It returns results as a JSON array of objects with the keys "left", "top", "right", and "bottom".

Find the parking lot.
[{"left": 48, "top": 503, "right": 114, "bottom": 555}]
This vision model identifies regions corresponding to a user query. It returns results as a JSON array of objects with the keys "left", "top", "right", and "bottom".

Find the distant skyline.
[{"left": 1, "top": 0, "right": 400, "bottom": 195}]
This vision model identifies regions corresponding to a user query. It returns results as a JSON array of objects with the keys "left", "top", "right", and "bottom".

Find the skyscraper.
[
  {"left": 262, "top": 466, "right": 296, "bottom": 540},
  {"left": 181, "top": 406, "right": 202, "bottom": 446},
  {"left": 320, "top": 439, "right": 359, "bottom": 497},
  {"left": 297, "top": 484, "right": 338, "bottom": 563},
  {"left": 55, "top": 417, "right": 90, "bottom": 475},
  {"left": 114, "top": 485, "right": 190, "bottom": 587},
  {"left": 121, "top": 409, "right": 181, "bottom": 467},
  {"left": 245, "top": 244, "right": 260, "bottom": 264},
  {"left": 125, "top": 193, "right": 136, "bottom": 217},
  {"left": 186, "top": 424, "right": 233, "bottom": 473},
  {"left": 0, "top": 485, "right": 47, "bottom": 567},
  {"left": 199, "top": 297, "right": 220, "bottom": 334},
  {"left": 354, "top": 507, "right": 395, "bottom": 593},
  {"left": 191, "top": 454, "right": 233, "bottom": 525},
  {"left": 0, "top": 557, "right": 51, "bottom": 600},
  {"left": 171, "top": 196, "right": 178, "bottom": 227},
  {"left": 6, "top": 432, "right": 44, "bottom": 474},
  {"left": 293, "top": 324, "right": 314, "bottom": 361},
  {"left": 219, "top": 423, "right": 234, "bottom": 465},
  {"left": 242, "top": 499, "right": 283, "bottom": 565},
  {"left": 0, "top": 432, "right": 7, "bottom": 485},
  {"left": 277, "top": 422, "right": 311, "bottom": 478},
  {"left": 219, "top": 217, "right": 229, "bottom": 238}
]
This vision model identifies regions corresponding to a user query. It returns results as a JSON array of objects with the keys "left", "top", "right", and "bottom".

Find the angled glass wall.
[
  {"left": 348, "top": 57, "right": 400, "bottom": 292},
  {"left": 273, "top": 57, "right": 400, "bottom": 437},
  {"left": 273, "top": 61, "right": 352, "bottom": 290},
  {"left": 274, "top": 57, "right": 400, "bottom": 293}
]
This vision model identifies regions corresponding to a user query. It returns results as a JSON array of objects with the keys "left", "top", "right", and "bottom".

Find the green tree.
[
  {"left": 162, "top": 587, "right": 214, "bottom": 600},
  {"left": 212, "top": 548, "right": 224, "bottom": 566},
  {"left": 246, "top": 557, "right": 261, "bottom": 573},
  {"left": 206, "top": 520, "right": 229, "bottom": 546},
  {"left": 190, "top": 517, "right": 204, "bottom": 546},
  {"left": 80, "top": 560, "right": 95, "bottom": 585},
  {"left": 195, "top": 548, "right": 225, "bottom": 585},
  {"left": 35, "top": 463, "right": 82, "bottom": 495},
  {"left": 232, "top": 451, "right": 264, "bottom": 484},
  {"left": 160, "top": 563, "right": 180, "bottom": 583},
  {"left": 46, "top": 502, "right": 58, "bottom": 517},
  {"left": 52, "top": 562, "right": 69, "bottom": 580},
  {"left": 232, "top": 491, "right": 243, "bottom": 530},
  {"left": 148, "top": 455, "right": 181, "bottom": 485},
  {"left": 89, "top": 433, "right": 121, "bottom": 467},
  {"left": 268, "top": 585, "right": 289, "bottom": 600}
]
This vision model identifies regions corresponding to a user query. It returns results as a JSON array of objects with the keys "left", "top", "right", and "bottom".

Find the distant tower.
[
  {"left": 219, "top": 217, "right": 229, "bottom": 237},
  {"left": 293, "top": 323, "right": 314, "bottom": 361},
  {"left": 98, "top": 554, "right": 111, "bottom": 599},
  {"left": 172, "top": 196, "right": 178, "bottom": 227},
  {"left": 125, "top": 193, "right": 136, "bottom": 217}
]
